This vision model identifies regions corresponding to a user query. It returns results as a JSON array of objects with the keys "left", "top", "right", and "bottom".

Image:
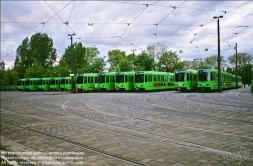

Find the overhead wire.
[
  {"left": 68, "top": 0, "right": 76, "bottom": 22},
  {"left": 188, "top": 1, "right": 253, "bottom": 53},
  {"left": 1, "top": 14, "right": 37, "bottom": 33},
  {"left": 44, "top": 0, "right": 74, "bottom": 23}
]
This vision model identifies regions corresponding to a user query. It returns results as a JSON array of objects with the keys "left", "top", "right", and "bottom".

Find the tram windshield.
[
  {"left": 135, "top": 73, "right": 144, "bottom": 83},
  {"left": 175, "top": 71, "right": 186, "bottom": 82},
  {"left": 98, "top": 75, "right": 106, "bottom": 83},
  {"left": 25, "top": 80, "right": 30, "bottom": 86},
  {"left": 50, "top": 79, "right": 55, "bottom": 85},
  {"left": 38, "top": 79, "right": 43, "bottom": 85},
  {"left": 116, "top": 74, "right": 124, "bottom": 83},
  {"left": 17, "top": 80, "right": 22, "bottom": 86},
  {"left": 199, "top": 70, "right": 210, "bottom": 81},
  {"left": 60, "top": 78, "right": 65, "bottom": 84},
  {"left": 76, "top": 76, "right": 83, "bottom": 84}
]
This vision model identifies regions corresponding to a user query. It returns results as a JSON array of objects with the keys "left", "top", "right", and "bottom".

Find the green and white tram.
[
  {"left": 134, "top": 71, "right": 175, "bottom": 91},
  {"left": 197, "top": 69, "right": 234, "bottom": 91},
  {"left": 49, "top": 77, "right": 61, "bottom": 91},
  {"left": 76, "top": 73, "right": 98, "bottom": 92},
  {"left": 25, "top": 78, "right": 39, "bottom": 91},
  {"left": 175, "top": 69, "right": 197, "bottom": 92},
  {"left": 115, "top": 72, "right": 135, "bottom": 91},
  {"left": 97, "top": 72, "right": 116, "bottom": 91},
  {"left": 17, "top": 78, "right": 26, "bottom": 91},
  {"left": 38, "top": 78, "right": 51, "bottom": 91},
  {"left": 60, "top": 77, "right": 71, "bottom": 91}
]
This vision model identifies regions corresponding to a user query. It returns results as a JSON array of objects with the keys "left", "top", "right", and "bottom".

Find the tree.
[
  {"left": 14, "top": 33, "right": 57, "bottom": 78},
  {"left": 107, "top": 49, "right": 126, "bottom": 72},
  {"left": 228, "top": 52, "right": 252, "bottom": 69},
  {"left": 61, "top": 42, "right": 99, "bottom": 73},
  {"left": 156, "top": 51, "right": 180, "bottom": 72},
  {"left": 135, "top": 52, "right": 154, "bottom": 71},
  {"left": 78, "top": 57, "right": 106, "bottom": 73},
  {"left": 3, "top": 68, "right": 18, "bottom": 85},
  {"left": 203, "top": 55, "right": 225, "bottom": 69},
  {"left": 24, "top": 62, "right": 52, "bottom": 78},
  {"left": 119, "top": 59, "right": 131, "bottom": 72},
  {"left": 53, "top": 60, "right": 70, "bottom": 77}
]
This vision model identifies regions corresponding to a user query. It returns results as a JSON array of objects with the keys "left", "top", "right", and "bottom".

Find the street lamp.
[
  {"left": 68, "top": 33, "right": 76, "bottom": 92},
  {"left": 131, "top": 49, "right": 136, "bottom": 71},
  {"left": 213, "top": 15, "right": 223, "bottom": 92}
]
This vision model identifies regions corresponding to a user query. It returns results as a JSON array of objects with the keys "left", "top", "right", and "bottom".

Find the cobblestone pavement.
[{"left": 1, "top": 87, "right": 253, "bottom": 166}]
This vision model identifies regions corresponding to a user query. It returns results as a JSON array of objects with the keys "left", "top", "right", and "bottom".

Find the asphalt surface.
[{"left": 1, "top": 87, "right": 253, "bottom": 166}]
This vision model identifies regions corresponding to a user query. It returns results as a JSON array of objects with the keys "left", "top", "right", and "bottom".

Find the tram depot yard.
[{"left": 1, "top": 87, "right": 253, "bottom": 166}]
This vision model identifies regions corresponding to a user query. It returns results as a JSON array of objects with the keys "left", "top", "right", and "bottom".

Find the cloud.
[{"left": 1, "top": 1, "right": 253, "bottom": 69}]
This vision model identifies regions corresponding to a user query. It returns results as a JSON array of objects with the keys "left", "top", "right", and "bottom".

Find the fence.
[{"left": 0, "top": 85, "right": 17, "bottom": 91}]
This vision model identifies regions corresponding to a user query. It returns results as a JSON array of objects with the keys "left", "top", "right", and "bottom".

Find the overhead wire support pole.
[
  {"left": 131, "top": 49, "right": 136, "bottom": 71},
  {"left": 214, "top": 15, "right": 223, "bottom": 93},
  {"left": 235, "top": 43, "right": 238, "bottom": 89},
  {"left": 68, "top": 33, "right": 75, "bottom": 93}
]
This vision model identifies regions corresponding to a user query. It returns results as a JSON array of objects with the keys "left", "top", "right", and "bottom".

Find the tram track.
[
  {"left": 3, "top": 107, "right": 250, "bottom": 160},
  {"left": 2, "top": 92, "right": 253, "bottom": 162},
  {"left": 1, "top": 121, "right": 147, "bottom": 166},
  {"left": 58, "top": 96, "right": 253, "bottom": 152},
  {"left": 123, "top": 94, "right": 253, "bottom": 126}
]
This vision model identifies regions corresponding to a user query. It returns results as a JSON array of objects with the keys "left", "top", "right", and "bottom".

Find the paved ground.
[{"left": 1, "top": 87, "right": 253, "bottom": 166}]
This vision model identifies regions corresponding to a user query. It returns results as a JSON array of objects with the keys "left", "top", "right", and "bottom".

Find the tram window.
[
  {"left": 170, "top": 76, "right": 173, "bottom": 82},
  {"left": 153, "top": 75, "right": 156, "bottom": 82},
  {"left": 187, "top": 73, "right": 190, "bottom": 81},
  {"left": 125, "top": 75, "right": 128, "bottom": 82},
  {"left": 144, "top": 75, "right": 147, "bottom": 82},
  {"left": 95, "top": 77, "right": 98, "bottom": 83},
  {"left": 105, "top": 76, "right": 108, "bottom": 83}
]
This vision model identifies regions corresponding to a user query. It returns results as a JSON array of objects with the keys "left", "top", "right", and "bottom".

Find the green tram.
[
  {"left": 134, "top": 71, "right": 175, "bottom": 91},
  {"left": 17, "top": 79, "right": 26, "bottom": 91},
  {"left": 76, "top": 73, "right": 98, "bottom": 92},
  {"left": 251, "top": 68, "right": 253, "bottom": 92},
  {"left": 38, "top": 78, "right": 51, "bottom": 91},
  {"left": 175, "top": 69, "right": 197, "bottom": 92},
  {"left": 197, "top": 69, "right": 234, "bottom": 92},
  {"left": 49, "top": 77, "right": 61, "bottom": 91},
  {"left": 232, "top": 75, "right": 243, "bottom": 89},
  {"left": 25, "top": 78, "right": 39, "bottom": 91},
  {"left": 115, "top": 72, "right": 135, "bottom": 91},
  {"left": 97, "top": 72, "right": 116, "bottom": 91},
  {"left": 60, "top": 77, "right": 71, "bottom": 91}
]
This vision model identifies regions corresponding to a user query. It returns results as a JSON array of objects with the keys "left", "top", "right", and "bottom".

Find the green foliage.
[
  {"left": 107, "top": 49, "right": 126, "bottom": 72},
  {"left": 228, "top": 52, "right": 253, "bottom": 68},
  {"left": 78, "top": 57, "right": 106, "bottom": 73},
  {"left": 14, "top": 33, "right": 57, "bottom": 78},
  {"left": 53, "top": 60, "right": 70, "bottom": 77},
  {"left": 24, "top": 62, "right": 52, "bottom": 78},
  {"left": 3, "top": 68, "right": 18, "bottom": 85},
  {"left": 119, "top": 59, "right": 132, "bottom": 72},
  {"left": 135, "top": 52, "right": 154, "bottom": 71},
  {"left": 61, "top": 42, "right": 100, "bottom": 73},
  {"left": 156, "top": 51, "right": 180, "bottom": 72}
]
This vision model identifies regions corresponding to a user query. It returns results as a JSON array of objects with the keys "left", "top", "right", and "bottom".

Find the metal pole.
[
  {"left": 131, "top": 49, "right": 136, "bottom": 71},
  {"left": 70, "top": 35, "right": 74, "bottom": 93},
  {"left": 217, "top": 18, "right": 221, "bottom": 92},
  {"left": 235, "top": 43, "right": 238, "bottom": 89}
]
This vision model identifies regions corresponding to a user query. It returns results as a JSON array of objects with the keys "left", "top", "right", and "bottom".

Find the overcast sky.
[{"left": 1, "top": 1, "right": 253, "bottom": 69}]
